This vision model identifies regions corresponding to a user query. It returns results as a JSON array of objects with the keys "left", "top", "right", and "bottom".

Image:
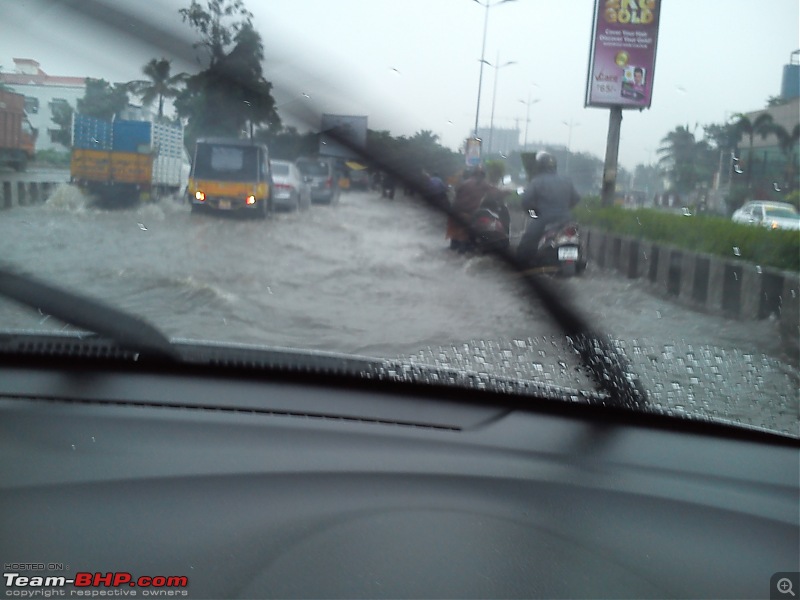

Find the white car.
[
  {"left": 731, "top": 201, "right": 800, "bottom": 231},
  {"left": 270, "top": 159, "right": 311, "bottom": 211}
]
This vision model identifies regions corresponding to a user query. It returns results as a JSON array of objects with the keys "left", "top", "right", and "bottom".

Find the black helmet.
[{"left": 536, "top": 151, "right": 557, "bottom": 174}]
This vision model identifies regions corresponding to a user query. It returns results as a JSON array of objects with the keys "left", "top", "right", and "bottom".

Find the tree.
[
  {"left": 175, "top": 0, "right": 278, "bottom": 145},
  {"left": 77, "top": 78, "right": 129, "bottom": 120},
  {"left": 127, "top": 58, "right": 186, "bottom": 119},
  {"left": 657, "top": 125, "right": 716, "bottom": 195},
  {"left": 773, "top": 123, "right": 800, "bottom": 193},
  {"left": 731, "top": 113, "right": 774, "bottom": 188},
  {"left": 256, "top": 126, "right": 318, "bottom": 160},
  {"left": 50, "top": 101, "right": 74, "bottom": 147}
]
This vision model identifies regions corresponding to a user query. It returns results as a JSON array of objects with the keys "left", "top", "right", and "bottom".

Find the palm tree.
[
  {"left": 773, "top": 123, "right": 800, "bottom": 192},
  {"left": 731, "top": 113, "right": 774, "bottom": 187},
  {"left": 127, "top": 58, "right": 186, "bottom": 119},
  {"left": 657, "top": 125, "right": 715, "bottom": 195}
]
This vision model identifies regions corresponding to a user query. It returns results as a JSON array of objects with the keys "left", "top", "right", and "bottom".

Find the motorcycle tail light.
[{"left": 563, "top": 225, "right": 578, "bottom": 237}]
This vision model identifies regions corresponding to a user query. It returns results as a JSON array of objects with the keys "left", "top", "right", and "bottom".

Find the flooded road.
[{"left": 0, "top": 185, "right": 797, "bottom": 434}]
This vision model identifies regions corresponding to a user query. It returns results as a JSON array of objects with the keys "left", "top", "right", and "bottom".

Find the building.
[
  {"left": 738, "top": 72, "right": 800, "bottom": 196},
  {"left": 0, "top": 58, "right": 86, "bottom": 152},
  {"left": 475, "top": 126, "right": 520, "bottom": 156}
]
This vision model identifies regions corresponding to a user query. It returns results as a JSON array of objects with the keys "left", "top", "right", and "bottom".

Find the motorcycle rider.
[
  {"left": 446, "top": 166, "right": 496, "bottom": 252},
  {"left": 516, "top": 152, "right": 580, "bottom": 265}
]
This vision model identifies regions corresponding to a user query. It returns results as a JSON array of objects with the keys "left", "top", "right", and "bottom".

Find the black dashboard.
[{"left": 1, "top": 361, "right": 798, "bottom": 599}]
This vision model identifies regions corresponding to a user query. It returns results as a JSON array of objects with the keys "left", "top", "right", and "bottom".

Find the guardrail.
[
  {"left": 584, "top": 227, "right": 800, "bottom": 355},
  {"left": 0, "top": 169, "right": 72, "bottom": 209},
  {"left": 1, "top": 180, "right": 60, "bottom": 209}
]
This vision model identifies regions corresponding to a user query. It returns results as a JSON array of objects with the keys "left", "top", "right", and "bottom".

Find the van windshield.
[
  {"left": 297, "top": 160, "right": 329, "bottom": 176},
  {"left": 192, "top": 144, "right": 260, "bottom": 181}
]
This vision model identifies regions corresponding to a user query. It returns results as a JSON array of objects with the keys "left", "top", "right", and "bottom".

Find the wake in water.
[{"left": 43, "top": 184, "right": 92, "bottom": 213}]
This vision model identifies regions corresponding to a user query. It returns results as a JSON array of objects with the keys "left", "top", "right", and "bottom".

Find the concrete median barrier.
[{"left": 584, "top": 228, "right": 799, "bottom": 354}]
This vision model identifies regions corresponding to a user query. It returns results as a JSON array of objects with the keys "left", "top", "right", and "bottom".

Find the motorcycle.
[
  {"left": 520, "top": 210, "right": 586, "bottom": 276},
  {"left": 381, "top": 174, "right": 397, "bottom": 200}
]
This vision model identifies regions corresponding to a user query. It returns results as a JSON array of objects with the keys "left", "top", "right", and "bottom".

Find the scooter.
[
  {"left": 381, "top": 176, "right": 396, "bottom": 199},
  {"left": 520, "top": 211, "right": 586, "bottom": 276}
]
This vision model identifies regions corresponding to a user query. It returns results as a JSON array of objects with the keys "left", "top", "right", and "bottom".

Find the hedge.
[{"left": 574, "top": 202, "right": 799, "bottom": 273}]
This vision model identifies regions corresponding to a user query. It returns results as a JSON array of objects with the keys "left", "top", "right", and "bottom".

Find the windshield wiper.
[{"left": 0, "top": 267, "right": 178, "bottom": 360}]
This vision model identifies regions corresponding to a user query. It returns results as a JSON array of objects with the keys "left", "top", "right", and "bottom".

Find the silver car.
[
  {"left": 270, "top": 159, "right": 311, "bottom": 211},
  {"left": 296, "top": 157, "right": 340, "bottom": 205},
  {"left": 731, "top": 201, "right": 800, "bottom": 231}
]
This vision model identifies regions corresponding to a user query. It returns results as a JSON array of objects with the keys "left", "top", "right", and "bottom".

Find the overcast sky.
[{"left": 2, "top": 0, "right": 798, "bottom": 169}]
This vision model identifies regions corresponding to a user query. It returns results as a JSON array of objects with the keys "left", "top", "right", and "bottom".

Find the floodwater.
[{"left": 0, "top": 184, "right": 797, "bottom": 435}]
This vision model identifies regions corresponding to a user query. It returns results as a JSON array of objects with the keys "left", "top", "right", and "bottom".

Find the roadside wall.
[
  {"left": 0, "top": 171, "right": 70, "bottom": 209},
  {"left": 584, "top": 227, "right": 800, "bottom": 357}
]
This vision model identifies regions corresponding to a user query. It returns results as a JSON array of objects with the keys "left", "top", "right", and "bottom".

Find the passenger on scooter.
[
  {"left": 516, "top": 152, "right": 580, "bottom": 263},
  {"left": 446, "top": 167, "right": 496, "bottom": 253},
  {"left": 426, "top": 171, "right": 449, "bottom": 210}
]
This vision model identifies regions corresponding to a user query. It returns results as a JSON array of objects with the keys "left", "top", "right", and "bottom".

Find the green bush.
[
  {"left": 35, "top": 149, "right": 71, "bottom": 166},
  {"left": 575, "top": 206, "right": 799, "bottom": 272}
]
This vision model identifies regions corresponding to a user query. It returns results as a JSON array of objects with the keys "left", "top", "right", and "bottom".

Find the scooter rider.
[{"left": 516, "top": 152, "right": 580, "bottom": 264}]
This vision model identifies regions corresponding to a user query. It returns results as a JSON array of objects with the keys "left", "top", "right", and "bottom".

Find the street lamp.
[
  {"left": 481, "top": 54, "right": 516, "bottom": 155},
  {"left": 472, "top": 0, "right": 516, "bottom": 139},
  {"left": 561, "top": 118, "right": 580, "bottom": 174},
  {"left": 519, "top": 94, "right": 540, "bottom": 151}
]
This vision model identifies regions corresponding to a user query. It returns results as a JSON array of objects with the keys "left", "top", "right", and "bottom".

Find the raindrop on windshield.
[
  {"left": 773, "top": 182, "right": 781, "bottom": 192},
  {"left": 733, "top": 247, "right": 741, "bottom": 256},
  {"left": 755, "top": 265, "right": 762, "bottom": 274},
  {"left": 137, "top": 223, "right": 148, "bottom": 231}
]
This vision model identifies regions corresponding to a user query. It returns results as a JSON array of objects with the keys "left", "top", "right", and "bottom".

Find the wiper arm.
[{"left": 0, "top": 267, "right": 178, "bottom": 360}]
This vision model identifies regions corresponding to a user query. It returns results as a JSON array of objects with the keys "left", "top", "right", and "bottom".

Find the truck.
[
  {"left": 70, "top": 113, "right": 185, "bottom": 203},
  {"left": 0, "top": 89, "right": 37, "bottom": 171}
]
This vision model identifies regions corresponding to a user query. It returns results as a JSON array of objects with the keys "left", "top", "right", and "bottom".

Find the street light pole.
[
  {"left": 472, "top": 0, "right": 516, "bottom": 140},
  {"left": 485, "top": 53, "right": 516, "bottom": 156},
  {"left": 561, "top": 118, "right": 580, "bottom": 175},
  {"left": 519, "top": 93, "right": 539, "bottom": 151}
]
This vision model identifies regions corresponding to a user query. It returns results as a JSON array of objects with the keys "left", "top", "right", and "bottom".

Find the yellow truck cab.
[{"left": 188, "top": 138, "right": 273, "bottom": 218}]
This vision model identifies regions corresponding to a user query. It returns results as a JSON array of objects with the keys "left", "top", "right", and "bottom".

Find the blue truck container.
[
  {"left": 112, "top": 120, "right": 152, "bottom": 152},
  {"left": 72, "top": 114, "right": 112, "bottom": 150}
]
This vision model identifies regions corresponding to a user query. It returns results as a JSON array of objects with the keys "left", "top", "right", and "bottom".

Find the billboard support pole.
[{"left": 601, "top": 106, "right": 622, "bottom": 207}]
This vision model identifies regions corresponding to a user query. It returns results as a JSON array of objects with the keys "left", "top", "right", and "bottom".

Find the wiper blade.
[{"left": 0, "top": 267, "right": 178, "bottom": 360}]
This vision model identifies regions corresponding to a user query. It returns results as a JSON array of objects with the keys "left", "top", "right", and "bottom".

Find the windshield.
[
  {"left": 296, "top": 160, "right": 330, "bottom": 176},
  {"left": 270, "top": 162, "right": 290, "bottom": 176},
  {"left": 766, "top": 207, "right": 799, "bottom": 219},
  {"left": 0, "top": 0, "right": 798, "bottom": 438},
  {"left": 191, "top": 144, "right": 259, "bottom": 181}
]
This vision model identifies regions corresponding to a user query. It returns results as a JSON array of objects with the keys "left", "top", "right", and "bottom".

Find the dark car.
[{"left": 295, "top": 157, "right": 339, "bottom": 204}]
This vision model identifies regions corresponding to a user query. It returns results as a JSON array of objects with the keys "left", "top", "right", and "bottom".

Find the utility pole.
[{"left": 601, "top": 107, "right": 623, "bottom": 206}]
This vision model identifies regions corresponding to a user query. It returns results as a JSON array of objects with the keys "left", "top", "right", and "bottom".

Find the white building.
[{"left": 0, "top": 58, "right": 86, "bottom": 152}]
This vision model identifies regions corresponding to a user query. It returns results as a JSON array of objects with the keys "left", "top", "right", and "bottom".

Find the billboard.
[
  {"left": 319, "top": 114, "right": 367, "bottom": 159},
  {"left": 465, "top": 137, "right": 481, "bottom": 167},
  {"left": 585, "top": 0, "right": 662, "bottom": 109}
]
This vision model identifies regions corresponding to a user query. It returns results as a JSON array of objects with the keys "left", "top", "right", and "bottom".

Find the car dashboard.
[{"left": 1, "top": 353, "right": 798, "bottom": 599}]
